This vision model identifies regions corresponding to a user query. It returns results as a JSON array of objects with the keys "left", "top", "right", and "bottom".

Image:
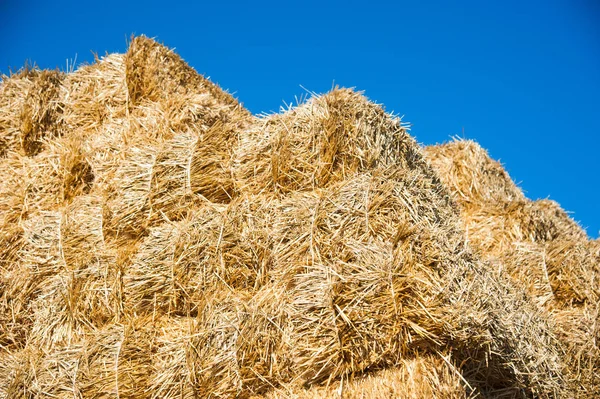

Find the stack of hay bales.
[
  {"left": 0, "top": 36, "right": 593, "bottom": 398},
  {"left": 425, "top": 140, "right": 600, "bottom": 397}
]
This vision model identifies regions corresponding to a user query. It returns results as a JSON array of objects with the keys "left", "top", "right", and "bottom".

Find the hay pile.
[{"left": 0, "top": 36, "right": 595, "bottom": 398}]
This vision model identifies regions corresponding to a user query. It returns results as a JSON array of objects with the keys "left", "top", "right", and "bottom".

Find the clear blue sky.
[{"left": 1, "top": 0, "right": 599, "bottom": 237}]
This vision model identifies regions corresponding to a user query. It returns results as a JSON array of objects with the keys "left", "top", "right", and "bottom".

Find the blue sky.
[{"left": 1, "top": 0, "right": 599, "bottom": 237}]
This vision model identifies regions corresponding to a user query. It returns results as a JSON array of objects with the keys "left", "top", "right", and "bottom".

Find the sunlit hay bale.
[
  {"left": 423, "top": 139, "right": 525, "bottom": 208},
  {"left": 267, "top": 182, "right": 447, "bottom": 384},
  {"left": 0, "top": 68, "right": 64, "bottom": 157},
  {"left": 0, "top": 69, "right": 35, "bottom": 157},
  {"left": 100, "top": 139, "right": 159, "bottom": 237},
  {"left": 27, "top": 196, "right": 119, "bottom": 347},
  {"left": 460, "top": 200, "right": 596, "bottom": 306},
  {"left": 100, "top": 123, "right": 243, "bottom": 237},
  {"left": 460, "top": 200, "right": 585, "bottom": 257},
  {"left": 260, "top": 353, "right": 468, "bottom": 399},
  {"left": 0, "top": 214, "right": 58, "bottom": 351},
  {"left": 0, "top": 345, "right": 86, "bottom": 399},
  {"left": 0, "top": 155, "right": 29, "bottom": 265},
  {"left": 146, "top": 131, "right": 206, "bottom": 221},
  {"left": 148, "top": 316, "right": 197, "bottom": 399},
  {"left": 0, "top": 137, "right": 94, "bottom": 224},
  {"left": 189, "top": 288, "right": 291, "bottom": 398},
  {"left": 19, "top": 211, "right": 64, "bottom": 280},
  {"left": 0, "top": 264, "right": 36, "bottom": 351},
  {"left": 99, "top": 133, "right": 195, "bottom": 236},
  {"left": 424, "top": 140, "right": 595, "bottom": 304},
  {"left": 234, "top": 88, "right": 415, "bottom": 195},
  {"left": 543, "top": 239, "right": 599, "bottom": 305},
  {"left": 0, "top": 347, "right": 39, "bottom": 398},
  {"left": 515, "top": 199, "right": 588, "bottom": 244},
  {"left": 18, "top": 69, "right": 65, "bottom": 156},
  {"left": 124, "top": 204, "right": 256, "bottom": 316},
  {"left": 59, "top": 53, "right": 128, "bottom": 135}
]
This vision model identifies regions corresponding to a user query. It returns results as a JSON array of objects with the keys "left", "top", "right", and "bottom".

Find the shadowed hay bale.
[
  {"left": 0, "top": 68, "right": 64, "bottom": 157},
  {"left": 259, "top": 353, "right": 468, "bottom": 399},
  {"left": 424, "top": 138, "right": 599, "bottom": 397},
  {"left": 233, "top": 88, "right": 416, "bottom": 194}
]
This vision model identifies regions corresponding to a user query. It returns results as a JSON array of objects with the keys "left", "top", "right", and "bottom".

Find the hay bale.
[
  {"left": 0, "top": 69, "right": 34, "bottom": 157},
  {"left": 124, "top": 36, "right": 252, "bottom": 203},
  {"left": 125, "top": 36, "right": 245, "bottom": 111},
  {"left": 59, "top": 53, "right": 128, "bottom": 136},
  {"left": 26, "top": 196, "right": 119, "bottom": 347},
  {"left": 0, "top": 139, "right": 96, "bottom": 349},
  {"left": 424, "top": 139, "right": 525, "bottom": 207},
  {"left": 199, "top": 166, "right": 565, "bottom": 396},
  {"left": 98, "top": 130, "right": 230, "bottom": 237},
  {"left": 233, "top": 88, "right": 417, "bottom": 195},
  {"left": 148, "top": 316, "right": 197, "bottom": 399},
  {"left": 1, "top": 38, "right": 588, "bottom": 399},
  {"left": 124, "top": 204, "right": 256, "bottom": 316},
  {"left": 189, "top": 288, "right": 290, "bottom": 398},
  {"left": 424, "top": 140, "right": 595, "bottom": 306},
  {"left": 0, "top": 68, "right": 64, "bottom": 157}
]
